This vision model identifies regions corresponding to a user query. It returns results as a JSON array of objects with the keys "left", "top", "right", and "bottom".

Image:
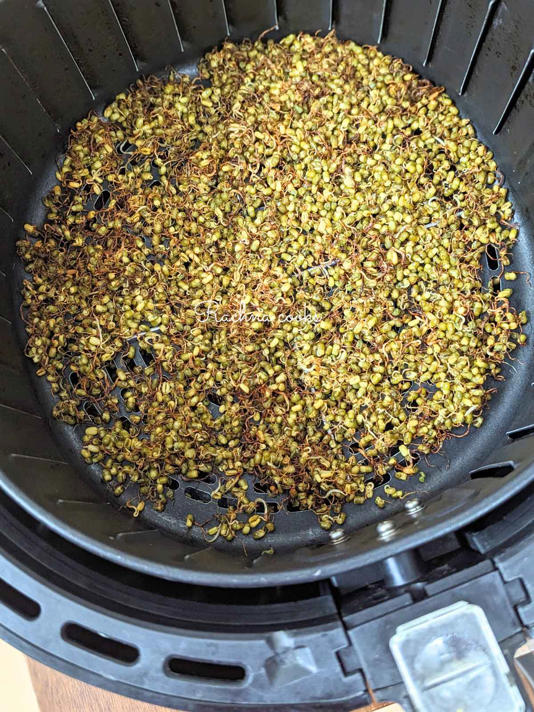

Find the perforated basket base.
[{"left": 7, "top": 92, "right": 534, "bottom": 576}]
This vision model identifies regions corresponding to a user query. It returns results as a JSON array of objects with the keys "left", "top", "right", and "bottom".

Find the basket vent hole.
[
  {"left": 470, "top": 462, "right": 514, "bottom": 479},
  {"left": 287, "top": 499, "right": 302, "bottom": 512},
  {"left": 217, "top": 495, "right": 237, "bottom": 509},
  {"left": 83, "top": 401, "right": 100, "bottom": 419},
  {"left": 507, "top": 424, "right": 534, "bottom": 441},
  {"left": 94, "top": 190, "right": 110, "bottom": 211},
  {"left": 105, "top": 362, "right": 118, "bottom": 383},
  {"left": 115, "top": 416, "right": 133, "bottom": 432},
  {"left": 167, "top": 478, "right": 180, "bottom": 490},
  {"left": 259, "top": 501, "right": 280, "bottom": 513},
  {"left": 199, "top": 472, "right": 217, "bottom": 484},
  {"left": 118, "top": 140, "right": 136, "bottom": 154},
  {"left": 0, "top": 578, "right": 40, "bottom": 620},
  {"left": 122, "top": 353, "right": 137, "bottom": 371},
  {"left": 62, "top": 623, "right": 138, "bottom": 664},
  {"left": 207, "top": 391, "right": 223, "bottom": 406},
  {"left": 167, "top": 657, "right": 245, "bottom": 682},
  {"left": 486, "top": 244, "right": 499, "bottom": 271},
  {"left": 184, "top": 487, "right": 211, "bottom": 503},
  {"left": 138, "top": 347, "right": 154, "bottom": 365},
  {"left": 388, "top": 447, "right": 420, "bottom": 471},
  {"left": 367, "top": 472, "right": 391, "bottom": 488}
]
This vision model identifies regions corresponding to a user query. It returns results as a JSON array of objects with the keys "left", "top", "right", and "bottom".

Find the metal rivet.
[
  {"left": 405, "top": 498, "right": 423, "bottom": 517},
  {"left": 329, "top": 528, "right": 348, "bottom": 544},
  {"left": 377, "top": 519, "right": 396, "bottom": 541}
]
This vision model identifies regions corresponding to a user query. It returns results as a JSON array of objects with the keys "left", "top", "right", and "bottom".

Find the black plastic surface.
[
  {"left": 1, "top": 474, "right": 534, "bottom": 709},
  {"left": 0, "top": 0, "right": 534, "bottom": 590},
  {"left": 0, "top": 0, "right": 94, "bottom": 130},
  {"left": 39, "top": 0, "right": 138, "bottom": 97},
  {"left": 0, "top": 490, "right": 367, "bottom": 711},
  {"left": 109, "top": 0, "right": 184, "bottom": 72}
]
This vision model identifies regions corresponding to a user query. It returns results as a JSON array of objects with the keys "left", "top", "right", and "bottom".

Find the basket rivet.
[
  {"left": 405, "top": 498, "right": 423, "bottom": 517},
  {"left": 377, "top": 519, "right": 397, "bottom": 541},
  {"left": 329, "top": 528, "right": 348, "bottom": 544}
]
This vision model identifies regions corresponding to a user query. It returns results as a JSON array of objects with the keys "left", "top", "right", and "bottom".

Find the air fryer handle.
[{"left": 336, "top": 529, "right": 534, "bottom": 711}]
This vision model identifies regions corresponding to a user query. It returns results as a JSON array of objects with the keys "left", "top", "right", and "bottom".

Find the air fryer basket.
[{"left": 0, "top": 0, "right": 533, "bottom": 587}]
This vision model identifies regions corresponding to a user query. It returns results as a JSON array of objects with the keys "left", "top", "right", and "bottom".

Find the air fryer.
[{"left": 0, "top": 1, "right": 533, "bottom": 710}]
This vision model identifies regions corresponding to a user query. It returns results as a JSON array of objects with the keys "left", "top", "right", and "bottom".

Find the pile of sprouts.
[{"left": 19, "top": 33, "right": 525, "bottom": 541}]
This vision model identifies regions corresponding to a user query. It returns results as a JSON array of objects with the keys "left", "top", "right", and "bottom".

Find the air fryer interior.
[{"left": 0, "top": 0, "right": 533, "bottom": 587}]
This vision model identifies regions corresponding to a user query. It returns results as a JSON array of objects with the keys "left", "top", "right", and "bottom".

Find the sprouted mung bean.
[{"left": 19, "top": 33, "right": 525, "bottom": 541}]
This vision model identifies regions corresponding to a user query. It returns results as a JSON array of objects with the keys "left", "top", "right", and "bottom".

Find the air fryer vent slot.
[
  {"left": 367, "top": 472, "right": 391, "bottom": 488},
  {"left": 167, "top": 656, "right": 246, "bottom": 682},
  {"left": 485, "top": 244, "right": 500, "bottom": 271},
  {"left": 0, "top": 577, "right": 40, "bottom": 620},
  {"left": 185, "top": 486, "right": 211, "bottom": 503},
  {"left": 93, "top": 189, "right": 110, "bottom": 211},
  {"left": 507, "top": 424, "right": 534, "bottom": 441},
  {"left": 62, "top": 622, "right": 139, "bottom": 664},
  {"left": 470, "top": 462, "right": 515, "bottom": 480}
]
